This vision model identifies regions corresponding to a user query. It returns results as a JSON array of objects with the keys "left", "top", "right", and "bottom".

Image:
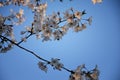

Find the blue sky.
[{"left": 0, "top": 0, "right": 120, "bottom": 80}]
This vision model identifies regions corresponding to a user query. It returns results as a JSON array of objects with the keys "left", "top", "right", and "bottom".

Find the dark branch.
[{"left": 0, "top": 35, "right": 73, "bottom": 73}]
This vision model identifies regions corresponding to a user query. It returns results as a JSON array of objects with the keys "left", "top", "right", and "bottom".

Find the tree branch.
[{"left": 0, "top": 34, "right": 73, "bottom": 73}]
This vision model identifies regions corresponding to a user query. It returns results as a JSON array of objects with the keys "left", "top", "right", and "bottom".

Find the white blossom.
[
  {"left": 43, "top": 29, "right": 52, "bottom": 37},
  {"left": 50, "top": 58, "right": 64, "bottom": 70},
  {"left": 38, "top": 62, "right": 48, "bottom": 73},
  {"left": 53, "top": 30, "right": 63, "bottom": 40},
  {"left": 92, "top": 0, "right": 102, "bottom": 4},
  {"left": 67, "top": 20, "right": 78, "bottom": 28},
  {"left": 69, "top": 64, "right": 85, "bottom": 80},
  {"left": 87, "top": 16, "right": 92, "bottom": 25},
  {"left": 23, "top": 0, "right": 30, "bottom": 6},
  {"left": 51, "top": 12, "right": 60, "bottom": 22},
  {"left": 61, "top": 25, "right": 69, "bottom": 34},
  {"left": 74, "top": 25, "right": 82, "bottom": 32},
  {"left": 90, "top": 65, "right": 99, "bottom": 80},
  {"left": 81, "top": 23, "right": 87, "bottom": 30},
  {"left": 64, "top": 10, "right": 70, "bottom": 19},
  {"left": 48, "top": 19, "right": 58, "bottom": 29},
  {"left": 36, "top": 34, "right": 41, "bottom": 39},
  {"left": 42, "top": 35, "right": 51, "bottom": 42},
  {"left": 16, "top": 9, "right": 24, "bottom": 19},
  {"left": 67, "top": 14, "right": 74, "bottom": 23},
  {"left": 74, "top": 11, "right": 82, "bottom": 19},
  {"left": 0, "top": 41, "right": 13, "bottom": 53}
]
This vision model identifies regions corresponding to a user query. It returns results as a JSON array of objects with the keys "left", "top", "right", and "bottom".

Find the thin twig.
[{"left": 17, "top": 33, "right": 33, "bottom": 45}]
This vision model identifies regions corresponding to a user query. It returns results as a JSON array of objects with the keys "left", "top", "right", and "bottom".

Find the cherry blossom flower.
[
  {"left": 90, "top": 65, "right": 99, "bottom": 80},
  {"left": 0, "top": 43, "right": 12, "bottom": 53},
  {"left": 69, "top": 64, "right": 85, "bottom": 80},
  {"left": 16, "top": 9, "right": 24, "bottom": 19},
  {"left": 74, "top": 11, "right": 82, "bottom": 19},
  {"left": 38, "top": 62, "right": 48, "bottom": 73},
  {"left": 50, "top": 58, "right": 64, "bottom": 70},
  {"left": 87, "top": 16, "right": 92, "bottom": 25},
  {"left": 92, "top": 0, "right": 102, "bottom": 4},
  {"left": 19, "top": 8, "right": 24, "bottom": 15},
  {"left": 67, "top": 20, "right": 78, "bottom": 28},
  {"left": 0, "top": 47, "right": 8, "bottom": 53},
  {"left": 36, "top": 34, "right": 41, "bottom": 39},
  {"left": 67, "top": 14, "right": 74, "bottom": 23},
  {"left": 48, "top": 19, "right": 58, "bottom": 29},
  {"left": 23, "top": 0, "right": 30, "bottom": 6},
  {"left": 0, "top": 33, "right": 14, "bottom": 53},
  {"left": 43, "top": 29, "right": 52, "bottom": 37},
  {"left": 81, "top": 23, "right": 86, "bottom": 30},
  {"left": 61, "top": 26, "right": 69, "bottom": 34},
  {"left": 42, "top": 35, "right": 51, "bottom": 42},
  {"left": 1, "top": 24, "right": 14, "bottom": 38},
  {"left": 53, "top": 30, "right": 63, "bottom": 40},
  {"left": 50, "top": 58, "right": 60, "bottom": 66},
  {"left": 15, "top": 17, "right": 25, "bottom": 25},
  {"left": 74, "top": 25, "right": 82, "bottom": 32},
  {"left": 64, "top": 10, "right": 70, "bottom": 19},
  {"left": 54, "top": 62, "right": 64, "bottom": 70},
  {"left": 51, "top": 12, "right": 60, "bottom": 22}
]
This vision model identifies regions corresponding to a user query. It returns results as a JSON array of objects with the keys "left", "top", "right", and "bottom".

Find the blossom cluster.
[
  {"left": 0, "top": 0, "right": 102, "bottom": 7},
  {"left": 38, "top": 60, "right": 100, "bottom": 80},
  {"left": 0, "top": 8, "right": 25, "bottom": 53},
  {"left": 0, "top": 1, "right": 93, "bottom": 53},
  {"left": 0, "top": 0, "right": 57, "bottom": 7},
  {"left": 21, "top": 6, "right": 92, "bottom": 42},
  {"left": 38, "top": 58, "right": 64, "bottom": 72},
  {"left": 69, "top": 65, "right": 99, "bottom": 80},
  {"left": 10, "top": 8, "right": 25, "bottom": 25},
  {"left": 0, "top": 0, "right": 30, "bottom": 7},
  {"left": 0, "top": 15, "right": 14, "bottom": 53},
  {"left": 0, "top": 40, "right": 13, "bottom": 53}
]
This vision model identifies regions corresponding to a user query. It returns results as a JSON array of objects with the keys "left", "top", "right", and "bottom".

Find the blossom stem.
[{"left": 17, "top": 33, "right": 33, "bottom": 45}]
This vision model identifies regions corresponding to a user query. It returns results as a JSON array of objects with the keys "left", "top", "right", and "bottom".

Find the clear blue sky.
[{"left": 0, "top": 0, "right": 120, "bottom": 80}]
